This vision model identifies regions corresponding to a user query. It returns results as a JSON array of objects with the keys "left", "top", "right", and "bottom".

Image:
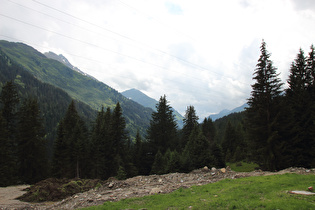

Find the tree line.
[
  {"left": 0, "top": 81, "right": 223, "bottom": 186},
  {"left": 1, "top": 40, "right": 314, "bottom": 186},
  {"left": 246, "top": 40, "right": 315, "bottom": 171}
]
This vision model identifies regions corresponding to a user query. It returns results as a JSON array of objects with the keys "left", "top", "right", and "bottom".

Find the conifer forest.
[{"left": 0, "top": 40, "right": 315, "bottom": 187}]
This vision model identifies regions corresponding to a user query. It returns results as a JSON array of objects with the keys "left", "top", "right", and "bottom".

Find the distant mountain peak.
[
  {"left": 209, "top": 103, "right": 248, "bottom": 121},
  {"left": 122, "top": 88, "right": 184, "bottom": 128},
  {"left": 44, "top": 52, "right": 97, "bottom": 80}
]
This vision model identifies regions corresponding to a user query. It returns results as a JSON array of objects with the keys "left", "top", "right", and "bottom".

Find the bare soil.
[{"left": 0, "top": 167, "right": 314, "bottom": 210}]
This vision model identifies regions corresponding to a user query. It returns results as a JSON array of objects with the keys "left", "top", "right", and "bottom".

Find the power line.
[
  {"left": 1, "top": 0, "right": 253, "bottom": 95},
  {"left": 0, "top": 33, "right": 250, "bottom": 103},
  {"left": 29, "top": 0, "right": 250, "bottom": 85},
  {"left": 0, "top": 12, "right": 218, "bottom": 84},
  {"left": 6, "top": 0, "right": 203, "bottom": 81}
]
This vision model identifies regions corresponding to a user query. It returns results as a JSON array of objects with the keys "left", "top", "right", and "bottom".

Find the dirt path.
[
  {"left": 0, "top": 185, "right": 32, "bottom": 209},
  {"left": 0, "top": 167, "right": 314, "bottom": 209}
]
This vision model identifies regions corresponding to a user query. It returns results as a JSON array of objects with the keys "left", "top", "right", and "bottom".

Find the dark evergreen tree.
[
  {"left": 182, "top": 105, "right": 199, "bottom": 149},
  {"left": 201, "top": 117, "right": 216, "bottom": 143},
  {"left": 90, "top": 107, "right": 112, "bottom": 179},
  {"left": 286, "top": 48, "right": 313, "bottom": 167},
  {"left": 110, "top": 102, "right": 127, "bottom": 158},
  {"left": 52, "top": 120, "right": 67, "bottom": 178},
  {"left": 110, "top": 102, "right": 128, "bottom": 177},
  {"left": 246, "top": 40, "right": 283, "bottom": 171},
  {"left": 0, "top": 113, "right": 14, "bottom": 186},
  {"left": 184, "top": 125, "right": 212, "bottom": 170},
  {"left": 0, "top": 81, "right": 19, "bottom": 185},
  {"left": 147, "top": 95, "right": 178, "bottom": 155},
  {"left": 179, "top": 149, "right": 192, "bottom": 173},
  {"left": 132, "top": 130, "right": 143, "bottom": 175},
  {"left": 151, "top": 150, "right": 165, "bottom": 175},
  {"left": 18, "top": 98, "right": 48, "bottom": 184},
  {"left": 0, "top": 81, "right": 20, "bottom": 131},
  {"left": 287, "top": 48, "right": 311, "bottom": 94},
  {"left": 222, "top": 121, "right": 238, "bottom": 162},
  {"left": 307, "top": 45, "right": 315, "bottom": 167},
  {"left": 307, "top": 45, "right": 315, "bottom": 87},
  {"left": 210, "top": 142, "right": 225, "bottom": 168},
  {"left": 52, "top": 100, "right": 88, "bottom": 178},
  {"left": 166, "top": 150, "right": 181, "bottom": 173}
]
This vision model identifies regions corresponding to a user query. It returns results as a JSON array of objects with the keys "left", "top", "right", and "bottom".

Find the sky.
[{"left": 1, "top": 0, "right": 315, "bottom": 119}]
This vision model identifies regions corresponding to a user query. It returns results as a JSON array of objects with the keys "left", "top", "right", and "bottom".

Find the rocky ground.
[{"left": 0, "top": 167, "right": 314, "bottom": 210}]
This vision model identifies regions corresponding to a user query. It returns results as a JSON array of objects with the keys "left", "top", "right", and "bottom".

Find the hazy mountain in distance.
[
  {"left": 122, "top": 88, "right": 184, "bottom": 128},
  {"left": 209, "top": 103, "right": 248, "bottom": 121}
]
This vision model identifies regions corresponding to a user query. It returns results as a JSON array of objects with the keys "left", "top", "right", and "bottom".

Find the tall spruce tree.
[
  {"left": 307, "top": 45, "right": 315, "bottom": 88},
  {"left": 110, "top": 102, "right": 128, "bottom": 177},
  {"left": 0, "top": 81, "right": 19, "bottom": 185},
  {"left": 90, "top": 107, "right": 112, "bottom": 179},
  {"left": 147, "top": 95, "right": 178, "bottom": 155},
  {"left": 183, "top": 125, "right": 212, "bottom": 170},
  {"left": 52, "top": 100, "right": 88, "bottom": 178},
  {"left": 201, "top": 117, "right": 216, "bottom": 143},
  {"left": 246, "top": 40, "right": 283, "bottom": 171},
  {"left": 110, "top": 102, "right": 127, "bottom": 157},
  {"left": 133, "top": 130, "right": 143, "bottom": 174},
  {"left": 182, "top": 105, "right": 199, "bottom": 149},
  {"left": 307, "top": 45, "right": 315, "bottom": 167},
  {"left": 286, "top": 48, "right": 313, "bottom": 167},
  {"left": 222, "top": 121, "right": 238, "bottom": 162},
  {"left": 0, "top": 113, "right": 13, "bottom": 186},
  {"left": 18, "top": 98, "right": 48, "bottom": 184}
]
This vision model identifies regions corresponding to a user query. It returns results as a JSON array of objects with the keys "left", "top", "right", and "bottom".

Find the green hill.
[
  {"left": 0, "top": 49, "right": 97, "bottom": 157},
  {"left": 0, "top": 40, "right": 153, "bottom": 137}
]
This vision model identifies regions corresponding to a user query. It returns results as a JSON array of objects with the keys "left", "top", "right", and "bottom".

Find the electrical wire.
[
  {"left": 1, "top": 0, "right": 253, "bottom": 100},
  {"left": 29, "top": 0, "right": 250, "bottom": 85}
]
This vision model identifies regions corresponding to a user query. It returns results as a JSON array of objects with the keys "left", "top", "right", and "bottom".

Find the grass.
[
  {"left": 227, "top": 161, "right": 259, "bottom": 172},
  {"left": 84, "top": 173, "right": 315, "bottom": 210}
]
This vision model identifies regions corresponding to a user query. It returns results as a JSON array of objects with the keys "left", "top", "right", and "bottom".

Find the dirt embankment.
[{"left": 0, "top": 167, "right": 314, "bottom": 210}]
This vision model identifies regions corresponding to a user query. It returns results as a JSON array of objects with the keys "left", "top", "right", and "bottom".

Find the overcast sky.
[{"left": 1, "top": 0, "right": 315, "bottom": 118}]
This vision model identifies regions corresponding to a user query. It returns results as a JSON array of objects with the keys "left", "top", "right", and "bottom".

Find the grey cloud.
[{"left": 291, "top": 0, "right": 315, "bottom": 11}]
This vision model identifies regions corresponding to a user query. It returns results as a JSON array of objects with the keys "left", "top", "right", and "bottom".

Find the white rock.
[{"left": 150, "top": 188, "right": 162, "bottom": 194}]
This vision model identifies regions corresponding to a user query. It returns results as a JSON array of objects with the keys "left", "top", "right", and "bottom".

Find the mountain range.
[
  {"left": 0, "top": 40, "right": 153, "bottom": 137},
  {"left": 208, "top": 103, "right": 248, "bottom": 121},
  {"left": 122, "top": 88, "right": 184, "bottom": 128},
  {"left": 0, "top": 40, "right": 247, "bottom": 138}
]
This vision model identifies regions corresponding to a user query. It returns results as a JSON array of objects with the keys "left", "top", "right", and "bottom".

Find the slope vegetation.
[{"left": 0, "top": 40, "right": 152, "bottom": 136}]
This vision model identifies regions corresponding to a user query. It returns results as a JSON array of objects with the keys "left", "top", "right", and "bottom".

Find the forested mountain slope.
[
  {"left": 0, "top": 49, "right": 96, "bottom": 157},
  {"left": 0, "top": 40, "right": 153, "bottom": 136}
]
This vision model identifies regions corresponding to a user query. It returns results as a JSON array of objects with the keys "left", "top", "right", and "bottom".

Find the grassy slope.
[
  {"left": 86, "top": 173, "right": 315, "bottom": 209},
  {"left": 0, "top": 40, "right": 153, "bottom": 137}
]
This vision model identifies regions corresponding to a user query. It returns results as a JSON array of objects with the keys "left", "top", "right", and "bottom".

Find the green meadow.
[{"left": 85, "top": 173, "right": 315, "bottom": 210}]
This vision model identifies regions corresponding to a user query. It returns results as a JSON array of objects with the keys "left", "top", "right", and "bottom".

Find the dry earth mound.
[{"left": 0, "top": 167, "right": 314, "bottom": 209}]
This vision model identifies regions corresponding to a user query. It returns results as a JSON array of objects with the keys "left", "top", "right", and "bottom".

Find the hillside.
[
  {"left": 0, "top": 49, "right": 96, "bottom": 157},
  {"left": 122, "top": 88, "right": 184, "bottom": 128},
  {"left": 0, "top": 40, "right": 153, "bottom": 137}
]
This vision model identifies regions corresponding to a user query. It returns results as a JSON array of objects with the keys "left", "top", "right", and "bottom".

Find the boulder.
[{"left": 150, "top": 188, "right": 162, "bottom": 194}]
